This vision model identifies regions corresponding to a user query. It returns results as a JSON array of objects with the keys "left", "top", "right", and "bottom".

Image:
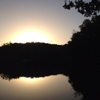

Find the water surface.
[{"left": 0, "top": 74, "right": 81, "bottom": 100}]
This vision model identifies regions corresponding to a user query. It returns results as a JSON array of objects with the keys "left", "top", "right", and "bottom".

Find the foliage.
[
  {"left": 63, "top": 0, "right": 100, "bottom": 17},
  {"left": 67, "top": 15, "right": 100, "bottom": 100},
  {"left": 0, "top": 42, "right": 64, "bottom": 79}
]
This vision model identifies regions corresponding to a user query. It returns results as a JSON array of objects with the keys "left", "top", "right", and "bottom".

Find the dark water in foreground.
[{"left": 0, "top": 74, "right": 82, "bottom": 100}]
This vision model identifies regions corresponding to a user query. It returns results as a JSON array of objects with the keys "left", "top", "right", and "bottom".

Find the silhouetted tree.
[
  {"left": 63, "top": 0, "right": 100, "bottom": 17},
  {"left": 0, "top": 42, "right": 64, "bottom": 79},
  {"left": 67, "top": 15, "right": 100, "bottom": 100}
]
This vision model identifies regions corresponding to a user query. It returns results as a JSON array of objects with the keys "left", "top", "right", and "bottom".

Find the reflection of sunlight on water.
[
  {"left": 19, "top": 77, "right": 43, "bottom": 83},
  {"left": 0, "top": 74, "right": 82, "bottom": 100}
]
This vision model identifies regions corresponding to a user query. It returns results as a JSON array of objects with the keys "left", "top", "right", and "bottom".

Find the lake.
[{"left": 0, "top": 74, "right": 82, "bottom": 100}]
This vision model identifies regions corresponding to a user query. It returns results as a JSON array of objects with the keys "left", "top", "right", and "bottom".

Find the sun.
[{"left": 12, "top": 29, "right": 50, "bottom": 43}]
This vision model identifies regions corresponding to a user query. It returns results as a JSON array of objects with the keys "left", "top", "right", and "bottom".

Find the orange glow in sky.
[
  {"left": 0, "top": 0, "right": 87, "bottom": 46},
  {"left": 12, "top": 29, "right": 51, "bottom": 43}
]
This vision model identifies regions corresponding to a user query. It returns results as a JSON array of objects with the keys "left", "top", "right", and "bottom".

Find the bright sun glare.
[
  {"left": 20, "top": 77, "right": 35, "bottom": 81},
  {"left": 19, "top": 77, "right": 42, "bottom": 83},
  {"left": 13, "top": 29, "right": 50, "bottom": 43}
]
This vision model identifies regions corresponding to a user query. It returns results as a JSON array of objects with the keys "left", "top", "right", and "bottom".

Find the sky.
[{"left": 0, "top": 0, "right": 91, "bottom": 46}]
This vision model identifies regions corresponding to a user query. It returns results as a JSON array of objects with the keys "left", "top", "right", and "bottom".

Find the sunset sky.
[{"left": 0, "top": 0, "right": 91, "bottom": 46}]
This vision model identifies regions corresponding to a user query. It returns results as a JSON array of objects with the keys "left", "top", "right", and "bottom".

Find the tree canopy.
[
  {"left": 63, "top": 0, "right": 100, "bottom": 17},
  {"left": 67, "top": 15, "right": 100, "bottom": 100}
]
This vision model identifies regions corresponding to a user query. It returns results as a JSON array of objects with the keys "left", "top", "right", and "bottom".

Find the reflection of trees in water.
[
  {"left": 0, "top": 74, "right": 11, "bottom": 80},
  {"left": 0, "top": 16, "right": 100, "bottom": 100}
]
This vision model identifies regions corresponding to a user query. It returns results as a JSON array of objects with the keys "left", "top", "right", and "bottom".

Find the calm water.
[{"left": 0, "top": 74, "right": 81, "bottom": 100}]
